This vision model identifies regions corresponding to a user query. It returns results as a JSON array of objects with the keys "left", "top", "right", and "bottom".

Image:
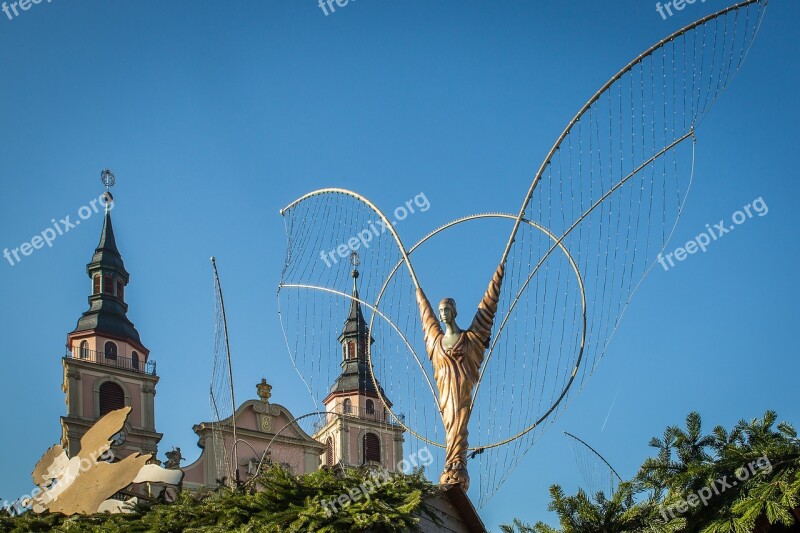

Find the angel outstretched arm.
[
  {"left": 470, "top": 263, "right": 505, "bottom": 347},
  {"left": 416, "top": 288, "right": 442, "bottom": 359}
]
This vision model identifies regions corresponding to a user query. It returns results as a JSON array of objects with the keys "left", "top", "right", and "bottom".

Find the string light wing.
[
  {"left": 210, "top": 257, "right": 239, "bottom": 487},
  {"left": 278, "top": 190, "right": 437, "bottom": 444},
  {"left": 471, "top": 0, "right": 767, "bottom": 505},
  {"left": 564, "top": 431, "right": 623, "bottom": 498}
]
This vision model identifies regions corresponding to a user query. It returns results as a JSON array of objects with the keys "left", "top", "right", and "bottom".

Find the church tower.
[
  {"left": 61, "top": 186, "right": 162, "bottom": 458},
  {"left": 314, "top": 255, "right": 404, "bottom": 472}
]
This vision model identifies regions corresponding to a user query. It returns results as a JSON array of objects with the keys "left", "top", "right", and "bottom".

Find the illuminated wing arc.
[
  {"left": 210, "top": 257, "right": 238, "bottom": 486},
  {"left": 280, "top": 283, "right": 438, "bottom": 405},
  {"left": 471, "top": 138, "right": 685, "bottom": 416},
  {"left": 279, "top": 188, "right": 438, "bottom": 439},
  {"left": 564, "top": 431, "right": 624, "bottom": 485},
  {"left": 473, "top": 1, "right": 767, "bottom": 505},
  {"left": 499, "top": 0, "right": 767, "bottom": 267},
  {"left": 280, "top": 188, "right": 420, "bottom": 288},
  {"left": 474, "top": 0, "right": 767, "bottom": 434}
]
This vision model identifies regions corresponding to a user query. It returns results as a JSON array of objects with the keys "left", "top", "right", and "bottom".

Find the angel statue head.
[{"left": 437, "top": 298, "right": 457, "bottom": 325}]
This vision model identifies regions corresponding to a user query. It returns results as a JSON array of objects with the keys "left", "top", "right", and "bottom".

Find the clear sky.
[{"left": 0, "top": 0, "right": 798, "bottom": 529}]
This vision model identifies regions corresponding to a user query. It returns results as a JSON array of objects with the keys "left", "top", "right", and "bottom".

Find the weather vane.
[
  {"left": 100, "top": 169, "right": 116, "bottom": 209},
  {"left": 101, "top": 168, "right": 116, "bottom": 191}
]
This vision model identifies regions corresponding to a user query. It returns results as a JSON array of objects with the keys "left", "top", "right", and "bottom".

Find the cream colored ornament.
[{"left": 30, "top": 406, "right": 183, "bottom": 516}]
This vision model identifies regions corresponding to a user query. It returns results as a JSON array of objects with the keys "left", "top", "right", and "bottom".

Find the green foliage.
[
  {"left": 0, "top": 464, "right": 439, "bottom": 532},
  {"left": 501, "top": 482, "right": 675, "bottom": 533},
  {"left": 640, "top": 411, "right": 800, "bottom": 532},
  {"left": 502, "top": 411, "right": 800, "bottom": 533}
]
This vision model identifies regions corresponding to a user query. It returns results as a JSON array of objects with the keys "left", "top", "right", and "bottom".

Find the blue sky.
[{"left": 0, "top": 0, "right": 798, "bottom": 529}]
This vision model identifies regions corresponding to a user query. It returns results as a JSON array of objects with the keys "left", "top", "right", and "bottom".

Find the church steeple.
[
  {"left": 327, "top": 254, "right": 378, "bottom": 397},
  {"left": 314, "top": 252, "right": 404, "bottom": 470},
  {"left": 69, "top": 191, "right": 143, "bottom": 348},
  {"left": 337, "top": 259, "right": 372, "bottom": 362},
  {"left": 62, "top": 169, "right": 161, "bottom": 459},
  {"left": 89, "top": 199, "right": 128, "bottom": 278}
]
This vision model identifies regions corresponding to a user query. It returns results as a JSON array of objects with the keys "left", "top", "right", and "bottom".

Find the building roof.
[
  {"left": 328, "top": 360, "right": 380, "bottom": 396},
  {"left": 88, "top": 206, "right": 129, "bottom": 279},
  {"left": 339, "top": 271, "right": 370, "bottom": 340},
  {"left": 330, "top": 268, "right": 383, "bottom": 397},
  {"left": 70, "top": 200, "right": 144, "bottom": 348}
]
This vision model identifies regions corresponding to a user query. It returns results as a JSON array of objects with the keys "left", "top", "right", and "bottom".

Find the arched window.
[
  {"left": 347, "top": 341, "right": 356, "bottom": 359},
  {"left": 363, "top": 433, "right": 381, "bottom": 463},
  {"left": 98, "top": 381, "right": 125, "bottom": 416},
  {"left": 103, "top": 275, "right": 114, "bottom": 294},
  {"left": 365, "top": 399, "right": 375, "bottom": 415},
  {"left": 93, "top": 275, "right": 101, "bottom": 295},
  {"left": 79, "top": 340, "right": 89, "bottom": 359},
  {"left": 326, "top": 438, "right": 334, "bottom": 467},
  {"left": 104, "top": 341, "right": 117, "bottom": 360},
  {"left": 343, "top": 398, "right": 352, "bottom": 414},
  {"left": 131, "top": 351, "right": 139, "bottom": 370}
]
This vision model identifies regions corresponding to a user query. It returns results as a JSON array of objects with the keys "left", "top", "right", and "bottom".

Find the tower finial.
[
  {"left": 350, "top": 251, "right": 360, "bottom": 280},
  {"left": 101, "top": 169, "right": 116, "bottom": 212}
]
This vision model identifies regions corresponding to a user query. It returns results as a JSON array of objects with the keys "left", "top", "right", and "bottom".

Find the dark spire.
[
  {"left": 329, "top": 255, "right": 380, "bottom": 397},
  {"left": 70, "top": 191, "right": 144, "bottom": 348},
  {"left": 88, "top": 197, "right": 128, "bottom": 279},
  {"left": 339, "top": 268, "right": 370, "bottom": 340}
]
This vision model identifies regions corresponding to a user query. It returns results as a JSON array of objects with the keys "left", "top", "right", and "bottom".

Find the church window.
[
  {"left": 348, "top": 341, "right": 356, "bottom": 359},
  {"left": 104, "top": 341, "right": 118, "bottom": 360},
  {"left": 99, "top": 381, "right": 125, "bottom": 416},
  {"left": 364, "top": 433, "right": 381, "bottom": 463},
  {"left": 326, "top": 438, "right": 334, "bottom": 466},
  {"left": 343, "top": 398, "right": 352, "bottom": 414},
  {"left": 79, "top": 340, "right": 89, "bottom": 359},
  {"left": 103, "top": 275, "right": 114, "bottom": 294},
  {"left": 93, "top": 275, "right": 101, "bottom": 295},
  {"left": 365, "top": 399, "right": 375, "bottom": 415},
  {"left": 116, "top": 280, "right": 124, "bottom": 300},
  {"left": 131, "top": 351, "right": 139, "bottom": 370}
]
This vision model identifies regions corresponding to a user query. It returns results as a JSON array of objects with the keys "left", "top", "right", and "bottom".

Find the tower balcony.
[
  {"left": 314, "top": 401, "right": 405, "bottom": 432},
  {"left": 65, "top": 346, "right": 157, "bottom": 376}
]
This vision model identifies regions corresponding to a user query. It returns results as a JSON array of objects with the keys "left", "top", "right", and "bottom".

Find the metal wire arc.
[
  {"left": 498, "top": 0, "right": 765, "bottom": 267},
  {"left": 278, "top": 283, "right": 444, "bottom": 448},
  {"left": 471, "top": 133, "right": 693, "bottom": 445},
  {"left": 245, "top": 411, "right": 330, "bottom": 485},
  {"left": 564, "top": 431, "right": 624, "bottom": 484},
  {"left": 211, "top": 257, "right": 238, "bottom": 486},
  {"left": 280, "top": 188, "right": 420, "bottom": 288}
]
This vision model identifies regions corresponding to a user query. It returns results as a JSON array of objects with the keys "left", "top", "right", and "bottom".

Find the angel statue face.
[{"left": 438, "top": 298, "right": 457, "bottom": 325}]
